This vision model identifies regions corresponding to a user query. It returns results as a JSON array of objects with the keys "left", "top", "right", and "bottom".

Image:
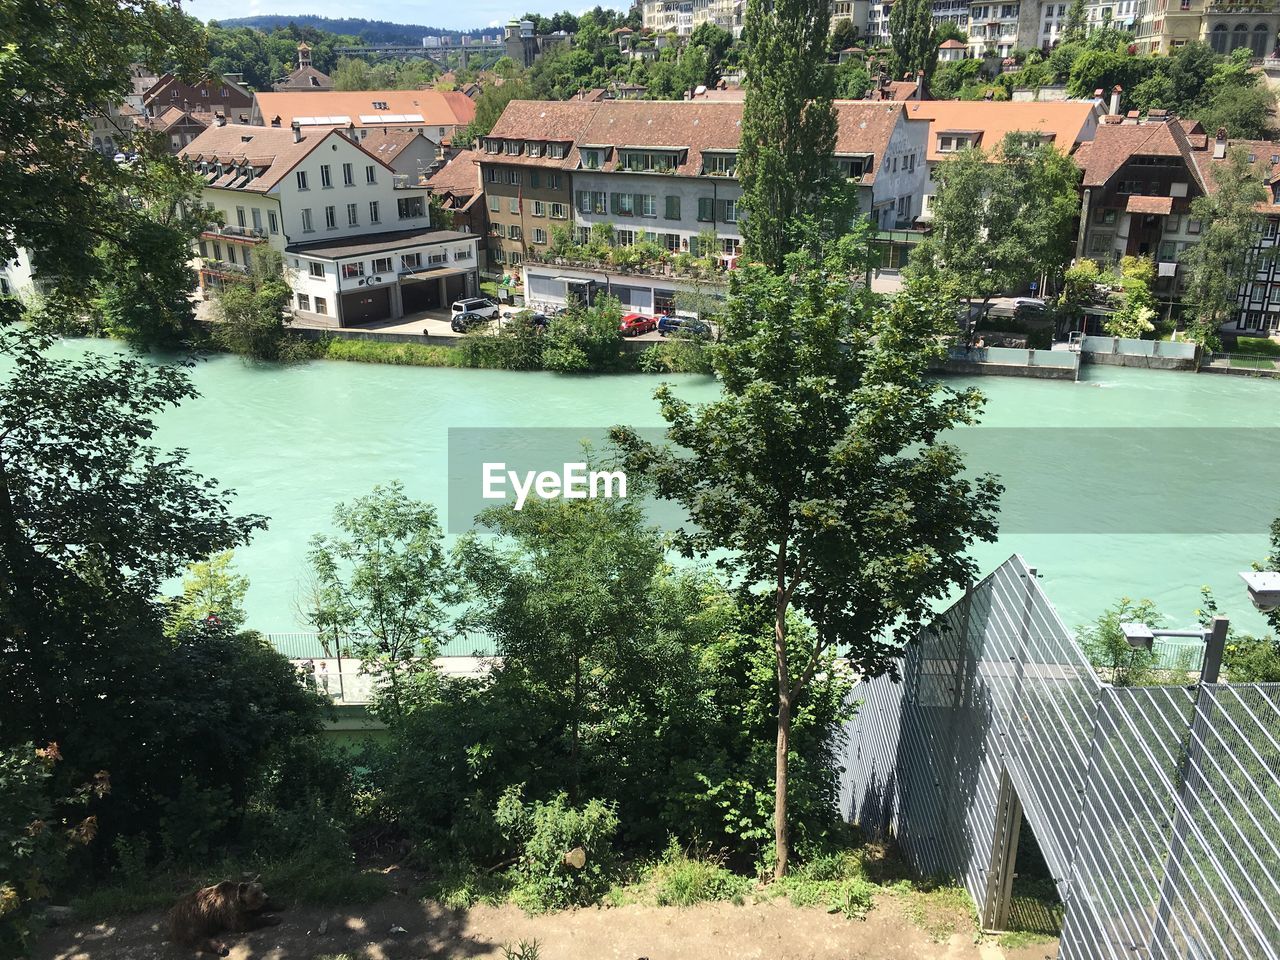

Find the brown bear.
[{"left": 168, "top": 880, "right": 281, "bottom": 956}]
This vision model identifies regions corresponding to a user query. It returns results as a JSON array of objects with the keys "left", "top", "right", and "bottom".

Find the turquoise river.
[{"left": 51, "top": 340, "right": 1280, "bottom": 637}]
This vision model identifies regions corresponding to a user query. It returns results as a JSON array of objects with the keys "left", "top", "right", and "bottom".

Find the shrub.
[
  {"left": 456, "top": 316, "right": 545, "bottom": 370},
  {"left": 542, "top": 296, "right": 628, "bottom": 373},
  {"left": 780, "top": 850, "right": 875, "bottom": 918},
  {"left": 320, "top": 338, "right": 460, "bottom": 367},
  {"left": 638, "top": 335, "right": 716, "bottom": 374},
  {"left": 495, "top": 786, "right": 619, "bottom": 912}
]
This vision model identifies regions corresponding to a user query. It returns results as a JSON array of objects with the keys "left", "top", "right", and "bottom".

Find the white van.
[{"left": 451, "top": 297, "right": 498, "bottom": 320}]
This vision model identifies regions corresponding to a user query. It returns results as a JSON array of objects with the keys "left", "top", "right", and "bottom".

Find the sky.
[{"left": 181, "top": 0, "right": 627, "bottom": 32}]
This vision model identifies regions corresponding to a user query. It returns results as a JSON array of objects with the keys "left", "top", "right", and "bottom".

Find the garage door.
[
  {"left": 340, "top": 286, "right": 391, "bottom": 325},
  {"left": 445, "top": 273, "right": 466, "bottom": 304},
  {"left": 401, "top": 278, "right": 440, "bottom": 314}
]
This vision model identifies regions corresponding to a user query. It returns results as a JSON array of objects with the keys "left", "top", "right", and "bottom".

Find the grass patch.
[
  {"left": 649, "top": 841, "right": 751, "bottom": 907},
  {"left": 1235, "top": 336, "right": 1280, "bottom": 357},
  {"left": 70, "top": 852, "right": 387, "bottom": 922},
  {"left": 417, "top": 860, "right": 512, "bottom": 910},
  {"left": 882, "top": 877, "right": 977, "bottom": 942},
  {"left": 319, "top": 338, "right": 461, "bottom": 368},
  {"left": 998, "top": 929, "right": 1058, "bottom": 949},
  {"left": 777, "top": 851, "right": 876, "bottom": 918}
]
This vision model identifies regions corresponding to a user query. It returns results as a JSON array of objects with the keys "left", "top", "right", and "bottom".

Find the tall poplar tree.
[
  {"left": 737, "top": 0, "right": 842, "bottom": 269},
  {"left": 889, "top": 0, "right": 939, "bottom": 91}
]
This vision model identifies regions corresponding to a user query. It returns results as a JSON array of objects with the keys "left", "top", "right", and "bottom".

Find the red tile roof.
[
  {"left": 179, "top": 123, "right": 392, "bottom": 193},
  {"left": 253, "top": 90, "right": 475, "bottom": 130},
  {"left": 426, "top": 149, "right": 481, "bottom": 195},
  {"left": 1074, "top": 120, "right": 1202, "bottom": 189},
  {"left": 903, "top": 100, "right": 1099, "bottom": 162}
]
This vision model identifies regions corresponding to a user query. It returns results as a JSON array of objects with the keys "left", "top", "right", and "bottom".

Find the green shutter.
[
  {"left": 610, "top": 193, "right": 620, "bottom": 215},
  {"left": 698, "top": 197, "right": 714, "bottom": 222},
  {"left": 530, "top": 172, "right": 540, "bottom": 188}
]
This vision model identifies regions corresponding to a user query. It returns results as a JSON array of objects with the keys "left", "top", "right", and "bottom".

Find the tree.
[
  {"left": 834, "top": 59, "right": 872, "bottom": 98},
  {"left": 934, "top": 21, "right": 968, "bottom": 45},
  {"left": 930, "top": 57, "right": 982, "bottom": 99},
  {"left": 690, "top": 20, "right": 734, "bottom": 75},
  {"left": 0, "top": 0, "right": 205, "bottom": 305},
  {"left": 910, "top": 131, "right": 1081, "bottom": 313},
  {"left": 307, "top": 482, "right": 464, "bottom": 715},
  {"left": 1080, "top": 598, "right": 1161, "bottom": 686},
  {"left": 332, "top": 57, "right": 373, "bottom": 90},
  {"left": 458, "top": 79, "right": 534, "bottom": 146},
  {"left": 1181, "top": 147, "right": 1267, "bottom": 350},
  {"left": 1196, "top": 85, "right": 1277, "bottom": 141},
  {"left": 612, "top": 234, "right": 1002, "bottom": 877},
  {"left": 542, "top": 294, "right": 627, "bottom": 372},
  {"left": 1063, "top": 0, "right": 1087, "bottom": 44},
  {"left": 211, "top": 247, "right": 296, "bottom": 361},
  {"left": 168, "top": 551, "right": 250, "bottom": 635},
  {"left": 1105, "top": 256, "right": 1158, "bottom": 338},
  {"left": 738, "top": 0, "right": 844, "bottom": 269},
  {"left": 830, "top": 17, "right": 859, "bottom": 52},
  {"left": 91, "top": 149, "right": 212, "bottom": 349},
  {"left": 889, "top": 0, "right": 938, "bottom": 90}
]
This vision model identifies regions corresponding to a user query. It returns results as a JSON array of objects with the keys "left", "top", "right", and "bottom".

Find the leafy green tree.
[
  {"left": 457, "top": 79, "right": 534, "bottom": 146},
  {"left": 1197, "top": 84, "right": 1277, "bottom": 141},
  {"left": 690, "top": 20, "right": 734, "bottom": 76},
  {"left": 1105, "top": 256, "right": 1158, "bottom": 338},
  {"left": 834, "top": 59, "right": 872, "bottom": 98},
  {"left": 830, "top": 18, "right": 859, "bottom": 51},
  {"left": 1181, "top": 147, "right": 1267, "bottom": 350},
  {"left": 169, "top": 551, "right": 251, "bottom": 634},
  {"left": 739, "top": 0, "right": 843, "bottom": 269},
  {"left": 91, "top": 149, "right": 212, "bottom": 349},
  {"left": 332, "top": 56, "right": 373, "bottom": 90},
  {"left": 1063, "top": 0, "right": 1087, "bottom": 43},
  {"left": 935, "top": 21, "right": 967, "bottom": 44},
  {"left": 930, "top": 57, "right": 982, "bottom": 99},
  {"left": 1080, "top": 598, "right": 1161, "bottom": 686},
  {"left": 307, "top": 482, "right": 464, "bottom": 714},
  {"left": 612, "top": 232, "right": 1002, "bottom": 876},
  {"left": 211, "top": 247, "right": 295, "bottom": 361},
  {"left": 889, "top": 0, "right": 938, "bottom": 89},
  {"left": 0, "top": 0, "right": 204, "bottom": 306},
  {"left": 910, "top": 131, "right": 1081, "bottom": 313}
]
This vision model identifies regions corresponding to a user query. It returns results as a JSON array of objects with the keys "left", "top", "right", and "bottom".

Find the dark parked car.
[
  {"left": 657, "top": 314, "right": 710, "bottom": 338},
  {"left": 450, "top": 311, "right": 492, "bottom": 333},
  {"left": 618, "top": 312, "right": 658, "bottom": 337}
]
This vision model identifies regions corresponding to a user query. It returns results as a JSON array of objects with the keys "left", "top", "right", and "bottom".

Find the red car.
[{"left": 618, "top": 313, "right": 658, "bottom": 337}]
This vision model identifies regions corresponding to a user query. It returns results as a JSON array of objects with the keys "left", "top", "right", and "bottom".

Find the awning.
[
  {"left": 400, "top": 266, "right": 470, "bottom": 281},
  {"left": 1125, "top": 195, "right": 1174, "bottom": 215}
]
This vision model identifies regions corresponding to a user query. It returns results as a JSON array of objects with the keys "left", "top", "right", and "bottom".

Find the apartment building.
[
  {"left": 479, "top": 98, "right": 927, "bottom": 310},
  {"left": 1129, "top": 0, "right": 1278, "bottom": 56},
  {"left": 180, "top": 122, "right": 478, "bottom": 326},
  {"left": 641, "top": 0, "right": 747, "bottom": 35},
  {"left": 143, "top": 73, "right": 254, "bottom": 125},
  {"left": 251, "top": 90, "right": 476, "bottom": 148}
]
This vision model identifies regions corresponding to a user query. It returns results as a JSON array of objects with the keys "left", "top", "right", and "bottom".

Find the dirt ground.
[{"left": 35, "top": 895, "right": 1058, "bottom": 960}]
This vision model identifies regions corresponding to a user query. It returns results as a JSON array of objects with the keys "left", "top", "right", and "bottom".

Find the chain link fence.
[{"left": 840, "top": 554, "right": 1280, "bottom": 959}]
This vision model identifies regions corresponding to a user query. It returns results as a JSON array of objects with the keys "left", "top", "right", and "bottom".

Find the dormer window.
[
  {"left": 581, "top": 148, "right": 603, "bottom": 169},
  {"left": 623, "top": 150, "right": 681, "bottom": 173},
  {"left": 527, "top": 142, "right": 543, "bottom": 158},
  {"left": 938, "top": 134, "right": 974, "bottom": 152},
  {"left": 504, "top": 140, "right": 521, "bottom": 155},
  {"left": 372, "top": 100, "right": 389, "bottom": 110},
  {"left": 485, "top": 139, "right": 501, "bottom": 154},
  {"left": 549, "top": 143, "right": 567, "bottom": 159},
  {"left": 838, "top": 155, "right": 871, "bottom": 179},
  {"left": 702, "top": 152, "right": 736, "bottom": 176}
]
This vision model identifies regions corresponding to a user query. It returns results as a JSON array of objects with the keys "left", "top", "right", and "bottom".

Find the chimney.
[
  {"left": 291, "top": 119, "right": 302, "bottom": 143},
  {"left": 1109, "top": 85, "right": 1122, "bottom": 116},
  {"left": 1214, "top": 127, "right": 1228, "bottom": 159},
  {"left": 915, "top": 69, "right": 924, "bottom": 101}
]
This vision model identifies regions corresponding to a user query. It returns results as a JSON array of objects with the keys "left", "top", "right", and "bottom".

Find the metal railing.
[
  {"left": 841, "top": 555, "right": 1280, "bottom": 958},
  {"left": 1204, "top": 352, "right": 1280, "bottom": 371}
]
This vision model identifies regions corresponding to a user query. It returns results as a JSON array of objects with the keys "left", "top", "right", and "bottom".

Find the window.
[
  {"left": 314, "top": 296, "right": 327, "bottom": 315},
  {"left": 661, "top": 232, "right": 680, "bottom": 252},
  {"left": 236, "top": 206, "right": 246, "bottom": 228},
  {"left": 320, "top": 164, "right": 332, "bottom": 188},
  {"left": 372, "top": 100, "right": 389, "bottom": 110},
  {"left": 532, "top": 200, "right": 546, "bottom": 217},
  {"left": 614, "top": 193, "right": 635, "bottom": 215},
  {"left": 698, "top": 197, "right": 714, "bottom": 222},
  {"left": 490, "top": 195, "right": 501, "bottom": 212},
  {"left": 251, "top": 208, "right": 263, "bottom": 232},
  {"left": 507, "top": 169, "right": 521, "bottom": 185},
  {"left": 509, "top": 197, "right": 519, "bottom": 214},
  {"left": 343, "top": 203, "right": 357, "bottom": 227},
  {"left": 665, "top": 195, "right": 681, "bottom": 220},
  {"left": 301, "top": 208, "right": 314, "bottom": 233},
  {"left": 509, "top": 252, "right": 522, "bottom": 266},
  {"left": 455, "top": 246, "right": 473, "bottom": 261},
  {"left": 297, "top": 293, "right": 311, "bottom": 310},
  {"left": 369, "top": 200, "right": 380, "bottom": 223},
  {"left": 550, "top": 201, "right": 568, "bottom": 219},
  {"left": 343, "top": 162, "right": 354, "bottom": 186},
  {"left": 296, "top": 170, "right": 309, "bottom": 190},
  {"left": 1187, "top": 219, "right": 1202, "bottom": 234},
  {"left": 227, "top": 245, "right": 237, "bottom": 265},
  {"left": 485, "top": 167, "right": 498, "bottom": 183},
  {"left": 1116, "top": 180, "right": 1144, "bottom": 195},
  {"left": 212, "top": 242, "right": 222, "bottom": 260},
  {"left": 581, "top": 149, "right": 602, "bottom": 169},
  {"left": 309, "top": 262, "right": 325, "bottom": 279},
  {"left": 530, "top": 173, "right": 540, "bottom": 189},
  {"left": 549, "top": 143, "right": 567, "bottom": 159},
  {"left": 508, "top": 224, "right": 522, "bottom": 240},
  {"left": 639, "top": 194, "right": 657, "bottom": 218},
  {"left": 722, "top": 237, "right": 741, "bottom": 256},
  {"left": 548, "top": 173, "right": 561, "bottom": 189},
  {"left": 717, "top": 198, "right": 739, "bottom": 223},
  {"left": 1100, "top": 208, "right": 1118, "bottom": 225},
  {"left": 704, "top": 153, "right": 736, "bottom": 176},
  {"left": 527, "top": 142, "right": 542, "bottom": 158},
  {"left": 533, "top": 228, "right": 548, "bottom": 245},
  {"left": 504, "top": 140, "right": 520, "bottom": 155},
  {"left": 398, "top": 197, "right": 425, "bottom": 219},
  {"left": 342, "top": 262, "right": 364, "bottom": 280},
  {"left": 1087, "top": 231, "right": 1114, "bottom": 255},
  {"left": 373, "top": 256, "right": 392, "bottom": 274},
  {"left": 324, "top": 205, "right": 336, "bottom": 229},
  {"left": 366, "top": 165, "right": 377, "bottom": 184},
  {"left": 590, "top": 191, "right": 607, "bottom": 214},
  {"left": 485, "top": 139, "right": 501, "bottom": 154},
  {"left": 1165, "top": 215, "right": 1181, "bottom": 233},
  {"left": 402, "top": 252, "right": 421, "bottom": 270},
  {"left": 616, "top": 228, "right": 635, "bottom": 246},
  {"left": 268, "top": 210, "right": 279, "bottom": 234}
]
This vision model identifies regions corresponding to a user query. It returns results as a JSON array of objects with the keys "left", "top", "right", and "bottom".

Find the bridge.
[{"left": 334, "top": 41, "right": 508, "bottom": 71}]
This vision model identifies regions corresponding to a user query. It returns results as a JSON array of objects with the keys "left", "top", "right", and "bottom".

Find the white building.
[{"left": 180, "top": 122, "right": 479, "bottom": 326}]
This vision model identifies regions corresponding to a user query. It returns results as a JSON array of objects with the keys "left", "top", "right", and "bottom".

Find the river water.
[{"left": 51, "top": 340, "right": 1280, "bottom": 637}]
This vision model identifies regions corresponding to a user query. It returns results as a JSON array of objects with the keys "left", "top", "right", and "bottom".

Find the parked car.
[
  {"left": 451, "top": 297, "right": 498, "bottom": 320},
  {"left": 1012, "top": 297, "right": 1047, "bottom": 312},
  {"left": 450, "top": 311, "right": 492, "bottom": 333},
  {"left": 657, "top": 313, "right": 710, "bottom": 338},
  {"left": 618, "top": 313, "right": 658, "bottom": 337}
]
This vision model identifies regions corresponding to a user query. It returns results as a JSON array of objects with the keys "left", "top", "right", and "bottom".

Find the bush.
[
  {"left": 780, "top": 851, "right": 875, "bottom": 918},
  {"left": 638, "top": 335, "right": 716, "bottom": 374},
  {"left": 495, "top": 786, "right": 619, "bottom": 913},
  {"left": 456, "top": 316, "right": 545, "bottom": 370},
  {"left": 320, "top": 338, "right": 460, "bottom": 367},
  {"left": 542, "top": 296, "right": 628, "bottom": 373},
  {"left": 651, "top": 839, "right": 751, "bottom": 907}
]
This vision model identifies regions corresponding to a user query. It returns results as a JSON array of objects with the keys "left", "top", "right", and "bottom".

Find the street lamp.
[
  {"left": 1119, "top": 617, "right": 1228, "bottom": 684},
  {"left": 1239, "top": 570, "right": 1280, "bottom": 613}
]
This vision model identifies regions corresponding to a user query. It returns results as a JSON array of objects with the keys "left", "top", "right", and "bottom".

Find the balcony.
[
  {"left": 199, "top": 258, "right": 249, "bottom": 277},
  {"left": 202, "top": 224, "right": 267, "bottom": 244},
  {"left": 525, "top": 248, "right": 730, "bottom": 284},
  {"left": 393, "top": 173, "right": 430, "bottom": 190},
  {"left": 1206, "top": 0, "right": 1276, "bottom": 10}
]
